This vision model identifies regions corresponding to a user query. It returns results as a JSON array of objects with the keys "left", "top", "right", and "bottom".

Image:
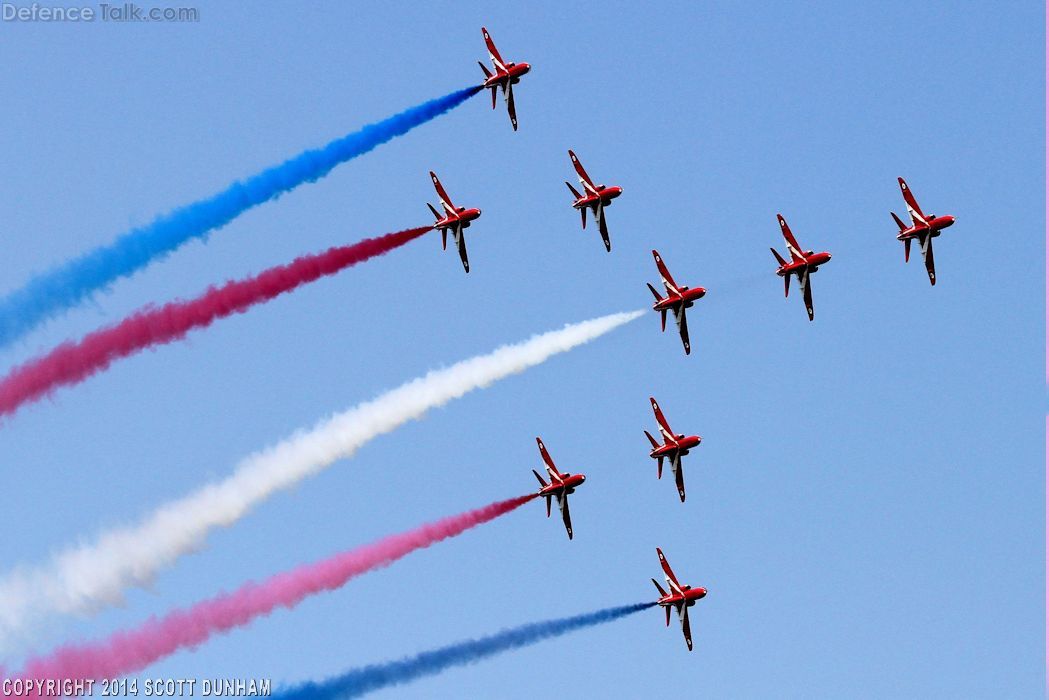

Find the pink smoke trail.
[
  {"left": 0, "top": 226, "right": 430, "bottom": 420},
  {"left": 12, "top": 494, "right": 536, "bottom": 687}
]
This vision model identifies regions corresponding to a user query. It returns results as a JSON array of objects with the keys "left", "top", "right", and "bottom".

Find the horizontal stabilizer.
[{"left": 891, "top": 211, "right": 907, "bottom": 232}]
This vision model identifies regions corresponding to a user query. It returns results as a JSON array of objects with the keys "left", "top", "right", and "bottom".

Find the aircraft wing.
[
  {"left": 679, "top": 604, "right": 694, "bottom": 651},
  {"left": 919, "top": 232, "right": 936, "bottom": 285},
  {"left": 430, "top": 171, "right": 456, "bottom": 214},
  {"left": 536, "top": 437, "right": 563, "bottom": 480},
  {"left": 650, "top": 397, "right": 675, "bottom": 442},
  {"left": 656, "top": 548, "right": 683, "bottom": 590},
  {"left": 777, "top": 214, "right": 806, "bottom": 263},
  {"left": 898, "top": 177, "right": 928, "bottom": 226},
  {"left": 673, "top": 305, "right": 691, "bottom": 355},
  {"left": 505, "top": 82, "right": 518, "bottom": 131},
  {"left": 673, "top": 454, "right": 686, "bottom": 503},
  {"left": 595, "top": 201, "right": 611, "bottom": 252},
  {"left": 557, "top": 492, "right": 573, "bottom": 540},
  {"left": 652, "top": 250, "right": 681, "bottom": 295},
  {"left": 481, "top": 27, "right": 507, "bottom": 72},
  {"left": 799, "top": 268, "right": 814, "bottom": 321},
  {"left": 451, "top": 224, "right": 470, "bottom": 273},
  {"left": 568, "top": 150, "right": 599, "bottom": 196}
]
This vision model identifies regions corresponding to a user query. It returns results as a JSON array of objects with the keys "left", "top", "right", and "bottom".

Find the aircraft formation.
[
  {"left": 0, "top": 24, "right": 962, "bottom": 681},
  {"left": 438, "top": 27, "right": 957, "bottom": 651}
]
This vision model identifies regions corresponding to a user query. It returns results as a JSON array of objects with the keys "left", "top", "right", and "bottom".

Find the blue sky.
[{"left": 0, "top": 1, "right": 1043, "bottom": 697}]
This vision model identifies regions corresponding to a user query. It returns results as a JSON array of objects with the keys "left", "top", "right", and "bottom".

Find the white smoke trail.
[{"left": 0, "top": 310, "right": 643, "bottom": 650}]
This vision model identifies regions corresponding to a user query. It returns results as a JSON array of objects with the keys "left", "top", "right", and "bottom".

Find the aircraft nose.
[
  {"left": 944, "top": 215, "right": 956, "bottom": 227},
  {"left": 520, "top": 62, "right": 531, "bottom": 74}
]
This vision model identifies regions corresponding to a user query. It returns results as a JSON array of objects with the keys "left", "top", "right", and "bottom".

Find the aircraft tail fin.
[
  {"left": 478, "top": 61, "right": 492, "bottom": 80},
  {"left": 565, "top": 181, "right": 582, "bottom": 199},
  {"left": 652, "top": 578, "right": 668, "bottom": 599},
  {"left": 532, "top": 469, "right": 548, "bottom": 488},
  {"left": 646, "top": 282, "right": 663, "bottom": 302},
  {"left": 891, "top": 211, "right": 907, "bottom": 232},
  {"left": 770, "top": 247, "right": 788, "bottom": 267},
  {"left": 644, "top": 429, "right": 660, "bottom": 449}
]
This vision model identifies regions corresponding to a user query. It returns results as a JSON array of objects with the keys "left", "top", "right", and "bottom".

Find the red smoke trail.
[
  {"left": 0, "top": 226, "right": 430, "bottom": 419},
  {"left": 12, "top": 494, "right": 535, "bottom": 688}
]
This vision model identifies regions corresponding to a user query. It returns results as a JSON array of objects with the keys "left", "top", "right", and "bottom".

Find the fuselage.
[
  {"left": 572, "top": 185, "right": 623, "bottom": 210},
  {"left": 539, "top": 473, "right": 585, "bottom": 498},
  {"left": 775, "top": 251, "right": 832, "bottom": 277},
  {"left": 434, "top": 207, "right": 482, "bottom": 232},
  {"left": 649, "top": 435, "right": 701, "bottom": 460},
  {"left": 897, "top": 214, "right": 955, "bottom": 241},
  {"left": 659, "top": 586, "right": 707, "bottom": 609},
  {"left": 653, "top": 287, "right": 706, "bottom": 312},
  {"left": 484, "top": 62, "right": 531, "bottom": 88}
]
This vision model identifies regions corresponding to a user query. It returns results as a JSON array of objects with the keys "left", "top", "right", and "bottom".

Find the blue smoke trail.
[
  {"left": 0, "top": 85, "right": 482, "bottom": 348},
  {"left": 276, "top": 602, "right": 656, "bottom": 700}
]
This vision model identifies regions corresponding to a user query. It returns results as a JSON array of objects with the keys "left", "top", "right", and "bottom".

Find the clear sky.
[{"left": 0, "top": 1, "right": 1043, "bottom": 697}]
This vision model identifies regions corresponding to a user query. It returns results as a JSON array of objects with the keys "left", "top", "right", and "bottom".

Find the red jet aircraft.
[
  {"left": 531, "top": 437, "right": 585, "bottom": 540},
  {"left": 770, "top": 214, "right": 832, "bottom": 321},
  {"left": 644, "top": 397, "right": 701, "bottom": 503},
  {"left": 651, "top": 548, "right": 707, "bottom": 651},
  {"left": 565, "top": 149, "right": 623, "bottom": 252},
  {"left": 647, "top": 250, "right": 706, "bottom": 355},
  {"left": 426, "top": 171, "right": 481, "bottom": 273},
  {"left": 891, "top": 177, "right": 956, "bottom": 286},
  {"left": 478, "top": 27, "right": 531, "bottom": 131}
]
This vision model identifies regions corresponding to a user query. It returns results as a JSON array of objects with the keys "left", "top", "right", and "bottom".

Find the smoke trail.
[
  {"left": 0, "top": 226, "right": 429, "bottom": 420},
  {"left": 12, "top": 495, "right": 535, "bottom": 686},
  {"left": 0, "top": 86, "right": 481, "bottom": 348},
  {"left": 277, "top": 602, "right": 657, "bottom": 700},
  {"left": 0, "top": 310, "right": 643, "bottom": 648}
]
